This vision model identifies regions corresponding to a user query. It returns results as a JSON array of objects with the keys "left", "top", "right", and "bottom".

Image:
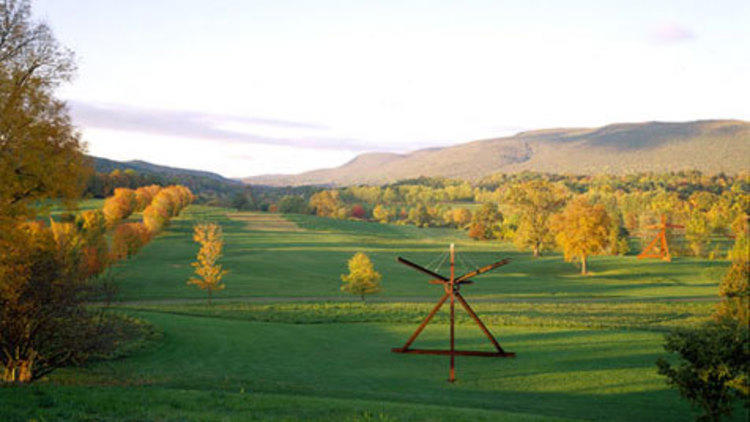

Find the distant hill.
[
  {"left": 244, "top": 120, "right": 750, "bottom": 187},
  {"left": 91, "top": 156, "right": 240, "bottom": 184}
]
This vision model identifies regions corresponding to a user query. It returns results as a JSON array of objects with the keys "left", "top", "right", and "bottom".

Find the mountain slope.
[
  {"left": 244, "top": 120, "right": 750, "bottom": 186},
  {"left": 92, "top": 156, "right": 240, "bottom": 184}
]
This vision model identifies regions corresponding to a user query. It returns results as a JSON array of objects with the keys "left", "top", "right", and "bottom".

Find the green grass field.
[{"left": 2, "top": 206, "right": 745, "bottom": 421}]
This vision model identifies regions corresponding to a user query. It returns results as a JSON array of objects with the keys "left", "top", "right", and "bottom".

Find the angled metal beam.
[{"left": 397, "top": 257, "right": 448, "bottom": 281}]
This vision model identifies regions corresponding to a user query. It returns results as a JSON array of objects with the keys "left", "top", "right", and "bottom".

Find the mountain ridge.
[{"left": 244, "top": 119, "right": 750, "bottom": 186}]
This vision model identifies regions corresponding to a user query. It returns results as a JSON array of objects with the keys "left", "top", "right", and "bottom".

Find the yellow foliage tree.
[
  {"left": 341, "top": 252, "right": 382, "bottom": 302},
  {"left": 309, "top": 190, "right": 342, "bottom": 217},
  {"left": 550, "top": 197, "right": 612, "bottom": 275},
  {"left": 188, "top": 223, "right": 228, "bottom": 305},
  {"left": 372, "top": 204, "right": 393, "bottom": 223}
]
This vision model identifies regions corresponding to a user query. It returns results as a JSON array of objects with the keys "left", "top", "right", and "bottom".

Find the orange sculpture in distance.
[{"left": 637, "top": 214, "right": 684, "bottom": 262}]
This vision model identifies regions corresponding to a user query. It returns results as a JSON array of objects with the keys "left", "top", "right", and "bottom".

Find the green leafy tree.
[
  {"left": 277, "top": 195, "right": 309, "bottom": 214},
  {"left": 656, "top": 322, "right": 748, "bottom": 422},
  {"left": 657, "top": 224, "right": 749, "bottom": 421},
  {"left": 686, "top": 213, "right": 711, "bottom": 257},
  {"left": 340, "top": 252, "right": 382, "bottom": 302},
  {"left": 506, "top": 181, "right": 568, "bottom": 257}
]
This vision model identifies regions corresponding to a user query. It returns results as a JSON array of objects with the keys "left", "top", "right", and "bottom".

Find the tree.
[
  {"left": 656, "top": 224, "right": 749, "bottom": 421},
  {"left": 1, "top": 221, "right": 117, "bottom": 382},
  {"left": 468, "top": 202, "right": 502, "bottom": 240},
  {"left": 102, "top": 188, "right": 137, "bottom": 226},
  {"left": 407, "top": 203, "right": 431, "bottom": 227},
  {"left": 341, "top": 252, "right": 382, "bottom": 302},
  {"left": 0, "top": 0, "right": 87, "bottom": 222},
  {"left": 372, "top": 204, "right": 393, "bottom": 223},
  {"left": 506, "top": 181, "right": 568, "bottom": 257},
  {"left": 686, "top": 213, "right": 711, "bottom": 257},
  {"left": 188, "top": 222, "right": 228, "bottom": 305},
  {"left": 350, "top": 204, "right": 366, "bottom": 219},
  {"left": 111, "top": 222, "right": 151, "bottom": 261},
  {"left": 715, "top": 223, "right": 749, "bottom": 328},
  {"left": 549, "top": 197, "right": 612, "bottom": 275},
  {"left": 309, "top": 190, "right": 341, "bottom": 217},
  {"left": 74, "top": 209, "right": 110, "bottom": 277},
  {"left": 656, "top": 322, "right": 748, "bottom": 422},
  {"left": 450, "top": 208, "right": 472, "bottom": 228},
  {"left": 277, "top": 195, "right": 309, "bottom": 214}
]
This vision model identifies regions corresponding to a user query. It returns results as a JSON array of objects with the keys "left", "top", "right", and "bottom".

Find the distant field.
[{"left": 4, "top": 206, "right": 744, "bottom": 421}]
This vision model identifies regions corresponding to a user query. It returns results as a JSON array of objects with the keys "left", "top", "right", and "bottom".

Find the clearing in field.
[{"left": 228, "top": 211, "right": 305, "bottom": 232}]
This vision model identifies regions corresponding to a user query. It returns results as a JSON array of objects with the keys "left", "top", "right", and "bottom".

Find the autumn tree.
[
  {"left": 372, "top": 204, "right": 393, "bottom": 223},
  {"left": 134, "top": 185, "right": 161, "bottom": 211},
  {"left": 350, "top": 204, "right": 366, "bottom": 219},
  {"left": 188, "top": 222, "right": 228, "bottom": 305},
  {"left": 102, "top": 188, "right": 137, "bottom": 226},
  {"left": 506, "top": 180, "right": 568, "bottom": 257},
  {"left": 309, "top": 190, "right": 342, "bottom": 217},
  {"left": 449, "top": 207, "right": 472, "bottom": 228},
  {"left": 468, "top": 202, "right": 502, "bottom": 240},
  {"left": 550, "top": 197, "right": 612, "bottom": 275},
  {"left": 111, "top": 222, "right": 151, "bottom": 261},
  {"left": 341, "top": 252, "right": 382, "bottom": 302},
  {"left": 0, "top": 0, "right": 87, "bottom": 222},
  {"left": 0, "top": 1, "right": 128, "bottom": 384},
  {"left": 1, "top": 221, "right": 118, "bottom": 383},
  {"left": 74, "top": 209, "right": 110, "bottom": 277}
]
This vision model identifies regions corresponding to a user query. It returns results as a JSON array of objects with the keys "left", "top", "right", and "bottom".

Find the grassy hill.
[{"left": 245, "top": 120, "right": 750, "bottom": 186}]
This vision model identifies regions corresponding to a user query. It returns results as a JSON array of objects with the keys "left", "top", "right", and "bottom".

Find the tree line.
[{"left": 267, "top": 172, "right": 748, "bottom": 273}]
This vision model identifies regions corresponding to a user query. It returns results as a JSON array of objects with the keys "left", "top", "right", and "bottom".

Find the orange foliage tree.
[
  {"left": 102, "top": 188, "right": 137, "bottom": 226},
  {"left": 134, "top": 185, "right": 161, "bottom": 211},
  {"left": 188, "top": 222, "right": 228, "bottom": 305},
  {"left": 74, "top": 210, "right": 110, "bottom": 277},
  {"left": 111, "top": 223, "right": 151, "bottom": 261}
]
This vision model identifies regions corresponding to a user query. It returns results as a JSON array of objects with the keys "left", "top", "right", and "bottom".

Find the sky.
[{"left": 34, "top": 0, "right": 750, "bottom": 178}]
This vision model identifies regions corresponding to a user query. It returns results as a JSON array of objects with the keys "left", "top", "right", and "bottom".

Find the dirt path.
[{"left": 227, "top": 212, "right": 304, "bottom": 232}]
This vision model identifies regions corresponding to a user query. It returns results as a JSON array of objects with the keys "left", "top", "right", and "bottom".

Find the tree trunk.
[
  {"left": 532, "top": 243, "right": 540, "bottom": 258},
  {"left": 581, "top": 255, "right": 587, "bottom": 275},
  {"left": 3, "top": 359, "right": 33, "bottom": 383},
  {"left": 208, "top": 289, "right": 212, "bottom": 307}
]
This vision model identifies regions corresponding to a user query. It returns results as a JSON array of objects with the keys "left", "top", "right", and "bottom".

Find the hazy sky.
[{"left": 35, "top": 0, "right": 750, "bottom": 178}]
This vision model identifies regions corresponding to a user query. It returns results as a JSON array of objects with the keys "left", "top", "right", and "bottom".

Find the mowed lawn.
[
  {"left": 3, "top": 206, "right": 743, "bottom": 421},
  {"left": 113, "top": 206, "right": 728, "bottom": 301}
]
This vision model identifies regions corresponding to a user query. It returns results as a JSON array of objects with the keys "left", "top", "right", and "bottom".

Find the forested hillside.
[{"left": 246, "top": 120, "right": 750, "bottom": 186}]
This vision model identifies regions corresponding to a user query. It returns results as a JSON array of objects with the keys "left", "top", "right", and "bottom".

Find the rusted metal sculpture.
[
  {"left": 392, "top": 243, "right": 515, "bottom": 382},
  {"left": 637, "top": 214, "right": 684, "bottom": 262}
]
